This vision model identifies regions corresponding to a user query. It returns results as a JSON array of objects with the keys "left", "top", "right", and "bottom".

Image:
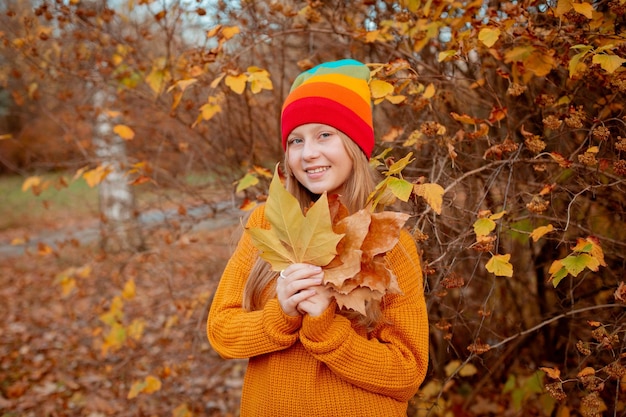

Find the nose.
[{"left": 301, "top": 139, "right": 320, "bottom": 160}]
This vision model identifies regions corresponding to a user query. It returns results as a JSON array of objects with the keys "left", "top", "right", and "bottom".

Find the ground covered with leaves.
[{"left": 0, "top": 219, "right": 247, "bottom": 417}]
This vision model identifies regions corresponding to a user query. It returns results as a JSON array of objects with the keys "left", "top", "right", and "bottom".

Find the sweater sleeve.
[
  {"left": 207, "top": 206, "right": 302, "bottom": 359},
  {"left": 299, "top": 229, "right": 429, "bottom": 402}
]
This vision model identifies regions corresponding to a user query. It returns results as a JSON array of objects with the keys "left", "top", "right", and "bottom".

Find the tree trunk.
[{"left": 93, "top": 89, "right": 144, "bottom": 252}]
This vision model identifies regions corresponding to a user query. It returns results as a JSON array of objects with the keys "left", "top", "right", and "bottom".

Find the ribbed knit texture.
[
  {"left": 207, "top": 205, "right": 429, "bottom": 417},
  {"left": 281, "top": 59, "right": 376, "bottom": 157}
]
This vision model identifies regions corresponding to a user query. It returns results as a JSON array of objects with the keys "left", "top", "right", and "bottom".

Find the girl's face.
[{"left": 286, "top": 123, "right": 354, "bottom": 196}]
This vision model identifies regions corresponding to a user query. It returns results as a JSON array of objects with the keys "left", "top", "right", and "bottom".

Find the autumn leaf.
[
  {"left": 83, "top": 165, "right": 111, "bottom": 187},
  {"left": 540, "top": 366, "right": 561, "bottom": 380},
  {"left": 221, "top": 25, "right": 240, "bottom": 40},
  {"left": 122, "top": 278, "right": 136, "bottom": 299},
  {"left": 173, "top": 403, "right": 193, "bottom": 417},
  {"left": 451, "top": 112, "right": 481, "bottom": 125},
  {"left": 22, "top": 176, "right": 42, "bottom": 192},
  {"left": 530, "top": 224, "right": 554, "bottom": 242},
  {"left": 572, "top": 2, "right": 593, "bottom": 19},
  {"left": 561, "top": 253, "right": 600, "bottom": 276},
  {"left": 102, "top": 322, "right": 126, "bottom": 355},
  {"left": 422, "top": 83, "right": 436, "bottom": 99},
  {"left": 486, "top": 253, "right": 513, "bottom": 277},
  {"left": 592, "top": 54, "right": 626, "bottom": 74},
  {"left": 438, "top": 50, "right": 457, "bottom": 62},
  {"left": 370, "top": 79, "right": 394, "bottom": 99},
  {"left": 113, "top": 124, "right": 135, "bottom": 140},
  {"left": 127, "top": 319, "right": 145, "bottom": 341},
  {"left": 473, "top": 218, "right": 496, "bottom": 237},
  {"left": 128, "top": 375, "right": 162, "bottom": 399},
  {"left": 387, "top": 177, "right": 413, "bottom": 202},
  {"left": 247, "top": 67, "right": 273, "bottom": 93},
  {"left": 236, "top": 172, "right": 259, "bottom": 193},
  {"left": 479, "top": 27, "right": 500, "bottom": 48},
  {"left": 225, "top": 73, "right": 247, "bottom": 94},
  {"left": 246, "top": 165, "right": 344, "bottom": 271},
  {"left": 413, "top": 182, "right": 444, "bottom": 214}
]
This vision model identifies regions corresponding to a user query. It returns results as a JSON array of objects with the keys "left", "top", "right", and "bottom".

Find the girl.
[{"left": 207, "top": 59, "right": 429, "bottom": 416}]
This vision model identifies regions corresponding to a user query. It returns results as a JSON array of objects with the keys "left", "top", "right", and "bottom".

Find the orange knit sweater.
[{"left": 207, "top": 205, "right": 429, "bottom": 417}]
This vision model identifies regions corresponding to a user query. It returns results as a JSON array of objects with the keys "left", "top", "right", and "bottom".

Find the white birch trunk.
[{"left": 92, "top": 89, "right": 143, "bottom": 251}]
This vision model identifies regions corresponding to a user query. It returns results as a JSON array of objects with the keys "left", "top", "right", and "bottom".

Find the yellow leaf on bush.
[
  {"left": 486, "top": 253, "right": 513, "bottom": 277},
  {"left": 505, "top": 45, "right": 534, "bottom": 63},
  {"left": 247, "top": 66, "right": 273, "bottom": 93},
  {"left": 540, "top": 366, "right": 561, "bottom": 380},
  {"left": 572, "top": 2, "right": 593, "bottom": 18},
  {"left": 530, "top": 224, "right": 554, "bottom": 242},
  {"left": 113, "top": 124, "right": 135, "bottom": 140},
  {"left": 555, "top": 0, "right": 573, "bottom": 17},
  {"left": 236, "top": 172, "right": 259, "bottom": 193},
  {"left": 423, "top": 83, "right": 436, "bottom": 99},
  {"left": 221, "top": 25, "right": 240, "bottom": 40},
  {"left": 592, "top": 54, "right": 626, "bottom": 74},
  {"left": 473, "top": 217, "right": 496, "bottom": 237},
  {"left": 438, "top": 50, "right": 457, "bottom": 62},
  {"left": 387, "top": 177, "right": 413, "bottom": 202},
  {"left": 225, "top": 73, "right": 247, "bottom": 94},
  {"left": 572, "top": 237, "right": 607, "bottom": 267},
  {"left": 370, "top": 79, "right": 394, "bottom": 99},
  {"left": 414, "top": 183, "right": 444, "bottom": 214},
  {"left": 83, "top": 165, "right": 111, "bottom": 187},
  {"left": 478, "top": 27, "right": 500, "bottom": 48}
]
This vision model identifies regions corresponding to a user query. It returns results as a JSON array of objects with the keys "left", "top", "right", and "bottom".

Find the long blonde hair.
[{"left": 242, "top": 133, "right": 384, "bottom": 327}]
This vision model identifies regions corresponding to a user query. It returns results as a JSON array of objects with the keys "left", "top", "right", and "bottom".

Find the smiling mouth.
[{"left": 306, "top": 167, "right": 329, "bottom": 174}]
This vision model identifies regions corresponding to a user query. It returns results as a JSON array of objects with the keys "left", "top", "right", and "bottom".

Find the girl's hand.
[
  {"left": 296, "top": 284, "right": 332, "bottom": 317},
  {"left": 276, "top": 264, "right": 324, "bottom": 317}
]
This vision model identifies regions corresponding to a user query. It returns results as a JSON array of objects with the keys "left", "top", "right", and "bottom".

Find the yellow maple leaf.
[{"left": 246, "top": 165, "right": 344, "bottom": 271}]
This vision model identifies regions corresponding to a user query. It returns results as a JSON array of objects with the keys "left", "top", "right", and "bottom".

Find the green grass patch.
[
  {"left": 0, "top": 171, "right": 229, "bottom": 232},
  {"left": 0, "top": 173, "right": 99, "bottom": 231}
]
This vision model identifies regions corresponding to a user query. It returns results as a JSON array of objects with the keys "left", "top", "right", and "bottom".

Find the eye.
[{"left": 287, "top": 137, "right": 303, "bottom": 145}]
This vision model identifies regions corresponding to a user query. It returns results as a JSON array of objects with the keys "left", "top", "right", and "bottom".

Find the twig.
[{"left": 488, "top": 304, "right": 624, "bottom": 351}]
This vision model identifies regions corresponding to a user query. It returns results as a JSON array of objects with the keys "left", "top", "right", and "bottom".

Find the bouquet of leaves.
[{"left": 246, "top": 166, "right": 409, "bottom": 315}]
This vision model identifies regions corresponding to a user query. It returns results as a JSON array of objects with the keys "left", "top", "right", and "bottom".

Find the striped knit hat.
[{"left": 281, "top": 59, "right": 375, "bottom": 157}]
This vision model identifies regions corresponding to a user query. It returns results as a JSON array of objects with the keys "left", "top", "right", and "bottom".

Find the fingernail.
[{"left": 309, "top": 265, "right": 322, "bottom": 271}]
